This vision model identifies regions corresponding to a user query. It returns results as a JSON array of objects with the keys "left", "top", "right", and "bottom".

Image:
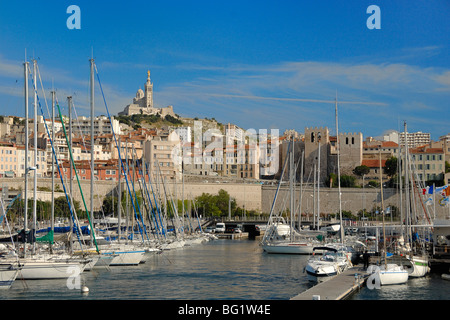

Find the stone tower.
[
  {"left": 145, "top": 70, "right": 153, "bottom": 109},
  {"left": 304, "top": 127, "right": 329, "bottom": 184},
  {"left": 338, "top": 132, "right": 363, "bottom": 175}
]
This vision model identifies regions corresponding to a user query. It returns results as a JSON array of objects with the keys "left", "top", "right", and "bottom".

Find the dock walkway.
[{"left": 290, "top": 267, "right": 368, "bottom": 300}]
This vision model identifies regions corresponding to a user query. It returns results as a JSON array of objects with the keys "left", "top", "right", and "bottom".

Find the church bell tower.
[{"left": 145, "top": 70, "right": 153, "bottom": 109}]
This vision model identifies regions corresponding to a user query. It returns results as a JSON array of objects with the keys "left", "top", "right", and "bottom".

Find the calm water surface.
[
  {"left": 0, "top": 239, "right": 313, "bottom": 300},
  {"left": 1, "top": 239, "right": 448, "bottom": 300}
]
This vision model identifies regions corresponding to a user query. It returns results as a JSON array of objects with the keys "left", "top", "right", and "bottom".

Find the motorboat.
[{"left": 305, "top": 246, "right": 353, "bottom": 281}]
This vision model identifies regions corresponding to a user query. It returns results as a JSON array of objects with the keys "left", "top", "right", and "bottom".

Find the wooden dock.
[{"left": 290, "top": 267, "right": 368, "bottom": 300}]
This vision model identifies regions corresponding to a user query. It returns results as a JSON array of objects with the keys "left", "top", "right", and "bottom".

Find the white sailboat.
[
  {"left": 0, "top": 264, "right": 20, "bottom": 289},
  {"left": 262, "top": 140, "right": 322, "bottom": 254},
  {"left": 366, "top": 150, "right": 408, "bottom": 285},
  {"left": 398, "top": 121, "right": 430, "bottom": 278},
  {"left": 5, "top": 59, "right": 90, "bottom": 280}
]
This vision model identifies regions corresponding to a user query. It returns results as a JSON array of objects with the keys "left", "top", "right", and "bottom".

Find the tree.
[
  {"left": 340, "top": 175, "right": 356, "bottom": 187},
  {"left": 195, "top": 189, "right": 237, "bottom": 217},
  {"left": 384, "top": 156, "right": 398, "bottom": 178},
  {"left": 353, "top": 165, "right": 370, "bottom": 177}
]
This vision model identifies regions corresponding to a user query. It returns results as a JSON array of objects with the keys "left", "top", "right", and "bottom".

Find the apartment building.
[
  {"left": 144, "top": 132, "right": 182, "bottom": 181},
  {"left": 0, "top": 142, "right": 18, "bottom": 177},
  {"left": 16, "top": 145, "right": 47, "bottom": 177},
  {"left": 399, "top": 131, "right": 431, "bottom": 148},
  {"left": 410, "top": 146, "right": 445, "bottom": 183},
  {"left": 70, "top": 116, "right": 121, "bottom": 137}
]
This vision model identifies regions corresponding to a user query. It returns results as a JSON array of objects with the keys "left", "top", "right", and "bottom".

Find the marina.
[
  {"left": 0, "top": 239, "right": 448, "bottom": 300},
  {"left": 0, "top": 3, "right": 448, "bottom": 306}
]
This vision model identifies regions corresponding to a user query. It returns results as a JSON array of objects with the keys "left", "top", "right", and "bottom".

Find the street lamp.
[{"left": 26, "top": 166, "right": 37, "bottom": 174}]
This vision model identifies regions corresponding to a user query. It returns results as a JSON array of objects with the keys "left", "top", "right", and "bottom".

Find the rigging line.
[
  {"left": 156, "top": 159, "right": 182, "bottom": 237},
  {"left": 135, "top": 157, "right": 161, "bottom": 242},
  {"left": 70, "top": 99, "right": 114, "bottom": 239},
  {"left": 0, "top": 194, "right": 21, "bottom": 253},
  {"left": 145, "top": 162, "right": 167, "bottom": 238},
  {"left": 128, "top": 148, "right": 147, "bottom": 241},
  {"left": 93, "top": 63, "right": 144, "bottom": 243},
  {"left": 27, "top": 66, "right": 84, "bottom": 249},
  {"left": 55, "top": 97, "right": 99, "bottom": 253},
  {"left": 262, "top": 140, "right": 292, "bottom": 243}
]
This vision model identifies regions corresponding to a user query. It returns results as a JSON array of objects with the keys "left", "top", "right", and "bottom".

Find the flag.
[
  {"left": 439, "top": 197, "right": 449, "bottom": 207},
  {"left": 425, "top": 197, "right": 433, "bottom": 206},
  {"left": 428, "top": 185, "right": 434, "bottom": 194},
  {"left": 436, "top": 185, "right": 449, "bottom": 196}
]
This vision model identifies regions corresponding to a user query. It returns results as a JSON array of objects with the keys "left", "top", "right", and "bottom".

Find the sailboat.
[
  {"left": 389, "top": 121, "right": 430, "bottom": 278},
  {"left": 0, "top": 198, "right": 22, "bottom": 288},
  {"left": 0, "top": 59, "right": 92, "bottom": 280},
  {"left": 366, "top": 149, "right": 408, "bottom": 285},
  {"left": 262, "top": 139, "right": 323, "bottom": 254}
]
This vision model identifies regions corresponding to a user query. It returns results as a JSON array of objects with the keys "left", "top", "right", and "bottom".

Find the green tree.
[
  {"left": 384, "top": 156, "right": 398, "bottom": 178},
  {"left": 353, "top": 165, "right": 370, "bottom": 177},
  {"left": 195, "top": 189, "right": 237, "bottom": 217},
  {"left": 340, "top": 175, "right": 356, "bottom": 187}
]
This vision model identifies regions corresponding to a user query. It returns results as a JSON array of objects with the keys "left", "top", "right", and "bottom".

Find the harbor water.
[{"left": 0, "top": 238, "right": 448, "bottom": 300}]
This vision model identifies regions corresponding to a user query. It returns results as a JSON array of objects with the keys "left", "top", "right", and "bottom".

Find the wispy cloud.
[
  {"left": 1, "top": 54, "right": 448, "bottom": 138},
  {"left": 153, "top": 60, "right": 450, "bottom": 137}
]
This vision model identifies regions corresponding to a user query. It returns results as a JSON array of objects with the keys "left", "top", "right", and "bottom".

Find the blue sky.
[{"left": 0, "top": 0, "right": 449, "bottom": 140}]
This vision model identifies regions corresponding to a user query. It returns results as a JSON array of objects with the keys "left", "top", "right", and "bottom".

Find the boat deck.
[{"left": 291, "top": 266, "right": 368, "bottom": 300}]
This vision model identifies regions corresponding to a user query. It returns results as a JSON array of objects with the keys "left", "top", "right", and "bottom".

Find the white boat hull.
[
  {"left": 107, "top": 251, "right": 145, "bottom": 266},
  {"left": 407, "top": 256, "right": 430, "bottom": 278},
  {"left": 379, "top": 270, "right": 409, "bottom": 285},
  {"left": 93, "top": 254, "right": 115, "bottom": 268},
  {"left": 0, "top": 267, "right": 19, "bottom": 289},
  {"left": 262, "top": 242, "right": 315, "bottom": 254},
  {"left": 367, "top": 264, "right": 409, "bottom": 285},
  {"left": 17, "top": 260, "right": 83, "bottom": 280}
]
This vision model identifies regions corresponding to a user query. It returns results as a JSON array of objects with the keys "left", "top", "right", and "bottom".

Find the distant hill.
[{"left": 114, "top": 113, "right": 184, "bottom": 130}]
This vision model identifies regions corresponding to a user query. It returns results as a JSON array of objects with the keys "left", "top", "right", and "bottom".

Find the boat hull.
[
  {"left": 16, "top": 261, "right": 83, "bottom": 280},
  {"left": 0, "top": 267, "right": 19, "bottom": 289},
  {"left": 262, "top": 242, "right": 315, "bottom": 254},
  {"left": 408, "top": 257, "right": 430, "bottom": 278},
  {"left": 379, "top": 270, "right": 409, "bottom": 285},
  {"left": 367, "top": 264, "right": 409, "bottom": 285},
  {"left": 106, "top": 251, "right": 145, "bottom": 266}
]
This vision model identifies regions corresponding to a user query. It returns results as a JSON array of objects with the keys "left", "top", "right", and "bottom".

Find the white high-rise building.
[{"left": 399, "top": 131, "right": 431, "bottom": 148}]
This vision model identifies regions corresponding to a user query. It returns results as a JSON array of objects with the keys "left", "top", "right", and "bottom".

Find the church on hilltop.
[{"left": 118, "top": 70, "right": 175, "bottom": 118}]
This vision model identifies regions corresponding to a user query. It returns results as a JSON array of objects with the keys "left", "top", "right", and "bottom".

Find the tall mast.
[
  {"left": 379, "top": 148, "right": 387, "bottom": 269},
  {"left": 335, "top": 92, "right": 344, "bottom": 243},
  {"left": 317, "top": 140, "right": 320, "bottom": 230},
  {"left": 404, "top": 121, "right": 413, "bottom": 256},
  {"left": 23, "top": 60, "right": 29, "bottom": 252},
  {"left": 298, "top": 150, "right": 304, "bottom": 230},
  {"left": 32, "top": 59, "right": 37, "bottom": 254},
  {"left": 289, "top": 134, "right": 294, "bottom": 239},
  {"left": 68, "top": 96, "right": 74, "bottom": 253},
  {"left": 90, "top": 57, "right": 95, "bottom": 244},
  {"left": 51, "top": 90, "right": 55, "bottom": 253},
  {"left": 118, "top": 137, "right": 121, "bottom": 243}
]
